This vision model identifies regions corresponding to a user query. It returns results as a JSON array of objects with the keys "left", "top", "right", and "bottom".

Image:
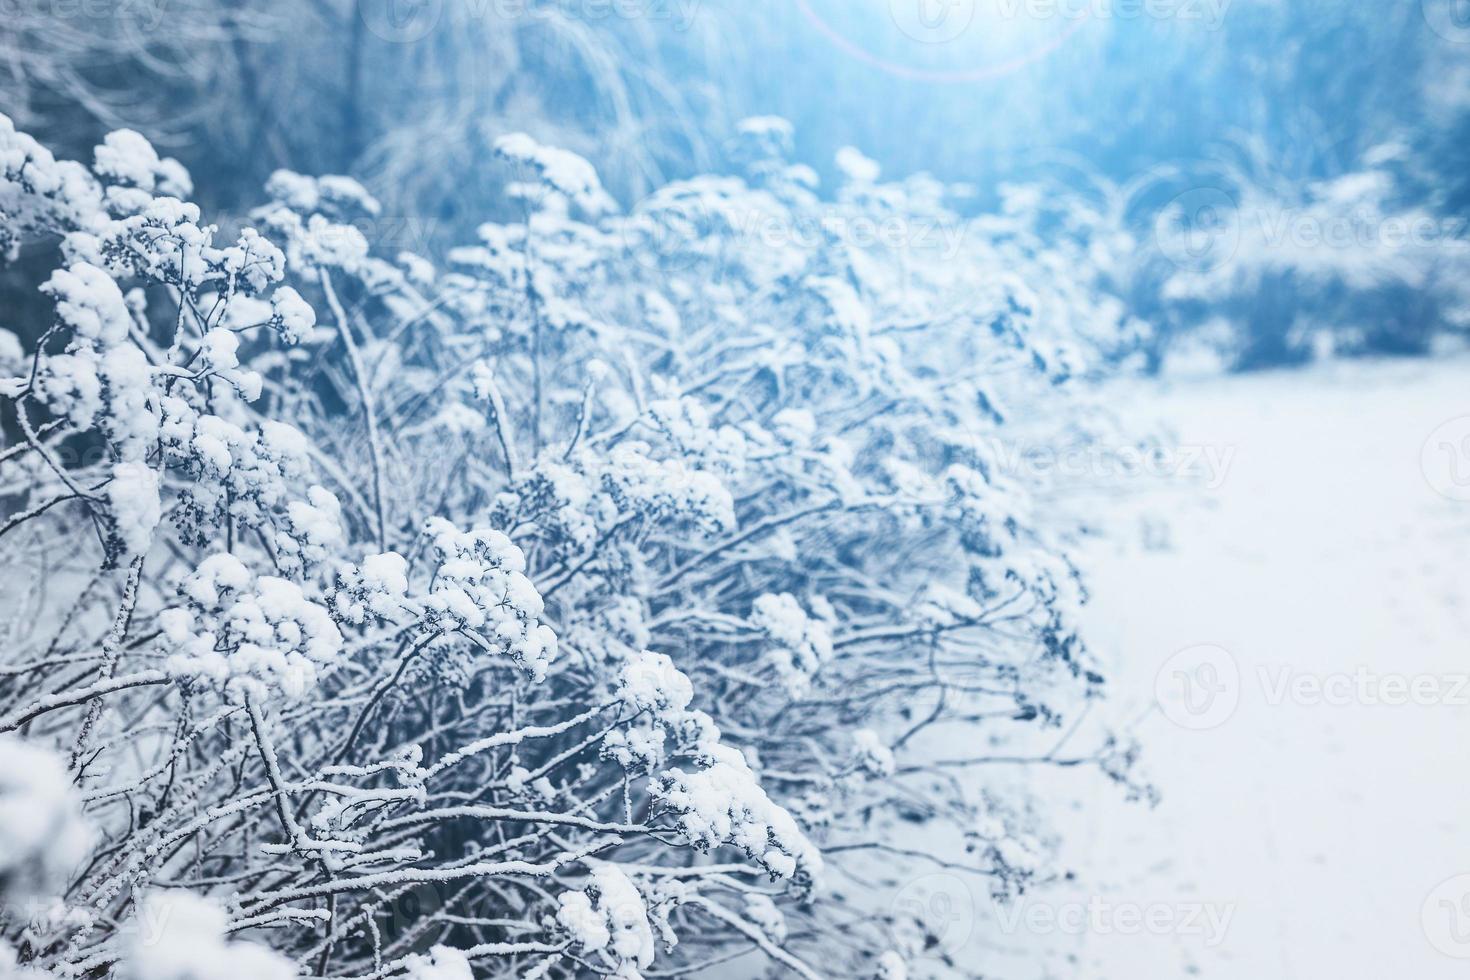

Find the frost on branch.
[{"left": 0, "top": 115, "right": 1148, "bottom": 979}]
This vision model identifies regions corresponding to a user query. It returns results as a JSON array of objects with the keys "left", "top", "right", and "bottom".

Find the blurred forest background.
[{"left": 4, "top": 0, "right": 1470, "bottom": 369}]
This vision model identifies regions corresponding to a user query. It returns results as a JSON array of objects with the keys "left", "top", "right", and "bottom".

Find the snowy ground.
[{"left": 932, "top": 355, "right": 1470, "bottom": 977}]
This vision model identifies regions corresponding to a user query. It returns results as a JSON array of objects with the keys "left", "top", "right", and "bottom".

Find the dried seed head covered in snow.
[
  {"left": 556, "top": 863, "right": 656, "bottom": 975},
  {"left": 159, "top": 553, "right": 342, "bottom": 700}
]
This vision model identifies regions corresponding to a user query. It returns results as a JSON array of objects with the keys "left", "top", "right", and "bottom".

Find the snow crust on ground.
[{"left": 942, "top": 356, "right": 1470, "bottom": 978}]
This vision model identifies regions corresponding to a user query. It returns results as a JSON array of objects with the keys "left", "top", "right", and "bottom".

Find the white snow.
[
  {"left": 493, "top": 133, "right": 612, "bottom": 215},
  {"left": 852, "top": 728, "right": 896, "bottom": 779},
  {"left": 92, "top": 129, "right": 191, "bottom": 197},
  {"left": 835, "top": 146, "right": 882, "bottom": 185},
  {"left": 654, "top": 743, "right": 823, "bottom": 885},
  {"left": 269, "top": 285, "right": 316, "bottom": 344},
  {"left": 618, "top": 650, "right": 694, "bottom": 716},
  {"left": 875, "top": 950, "right": 908, "bottom": 979},
  {"left": 592, "top": 863, "right": 656, "bottom": 970},
  {"left": 421, "top": 518, "right": 559, "bottom": 679},
  {"left": 165, "top": 554, "right": 343, "bottom": 700},
  {"left": 751, "top": 593, "right": 832, "bottom": 696},
  {"left": 556, "top": 865, "right": 656, "bottom": 974},
  {"left": 937, "top": 356, "right": 1470, "bottom": 978},
  {"left": 403, "top": 945, "right": 475, "bottom": 980},
  {"left": 105, "top": 461, "right": 161, "bottom": 557},
  {"left": 0, "top": 737, "right": 92, "bottom": 903},
  {"left": 42, "top": 263, "right": 132, "bottom": 345},
  {"left": 119, "top": 892, "right": 293, "bottom": 980}
]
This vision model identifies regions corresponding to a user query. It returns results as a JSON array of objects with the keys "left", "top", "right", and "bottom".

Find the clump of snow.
[
  {"left": 331, "top": 551, "right": 412, "bottom": 626},
  {"left": 397, "top": 251, "right": 436, "bottom": 287},
  {"left": 607, "top": 651, "right": 725, "bottom": 773},
  {"left": 42, "top": 262, "right": 132, "bottom": 345},
  {"left": 493, "top": 133, "right": 613, "bottom": 215},
  {"left": 197, "top": 327, "right": 262, "bottom": 400},
  {"left": 751, "top": 593, "right": 832, "bottom": 696},
  {"left": 600, "top": 723, "right": 667, "bottom": 776},
  {"left": 601, "top": 443, "right": 737, "bottom": 535},
  {"left": 160, "top": 408, "right": 316, "bottom": 543},
  {"left": 403, "top": 945, "right": 474, "bottom": 980},
  {"left": 105, "top": 461, "right": 161, "bottom": 558},
  {"left": 0, "top": 737, "right": 93, "bottom": 903},
  {"left": 617, "top": 651, "right": 693, "bottom": 717},
  {"left": 160, "top": 553, "right": 343, "bottom": 700},
  {"left": 836, "top": 146, "right": 881, "bottom": 185},
  {"left": 93, "top": 129, "right": 191, "bottom": 198},
  {"left": 654, "top": 743, "right": 823, "bottom": 887},
  {"left": 264, "top": 170, "right": 379, "bottom": 218},
  {"left": 276, "top": 485, "right": 345, "bottom": 573},
  {"left": 733, "top": 116, "right": 795, "bottom": 162},
  {"left": 875, "top": 950, "right": 908, "bottom": 979},
  {"left": 269, "top": 285, "right": 316, "bottom": 344},
  {"left": 770, "top": 408, "right": 816, "bottom": 447},
  {"left": 556, "top": 864, "right": 655, "bottom": 975},
  {"left": 254, "top": 206, "right": 368, "bottom": 273},
  {"left": 647, "top": 397, "right": 747, "bottom": 475},
  {"left": 851, "top": 729, "right": 895, "bottom": 779},
  {"left": 118, "top": 892, "right": 293, "bottom": 980},
  {"left": 420, "top": 518, "right": 558, "bottom": 679},
  {"left": 742, "top": 893, "right": 786, "bottom": 943}
]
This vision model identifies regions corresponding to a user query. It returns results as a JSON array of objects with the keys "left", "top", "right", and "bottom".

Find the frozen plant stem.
[
  {"left": 70, "top": 555, "right": 144, "bottom": 770},
  {"left": 320, "top": 269, "right": 387, "bottom": 551}
]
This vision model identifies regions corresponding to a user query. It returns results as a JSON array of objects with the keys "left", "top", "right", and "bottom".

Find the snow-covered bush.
[
  {"left": 0, "top": 116, "right": 1145, "bottom": 977},
  {"left": 1152, "top": 143, "right": 1470, "bottom": 368},
  {"left": 990, "top": 138, "right": 1470, "bottom": 374}
]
